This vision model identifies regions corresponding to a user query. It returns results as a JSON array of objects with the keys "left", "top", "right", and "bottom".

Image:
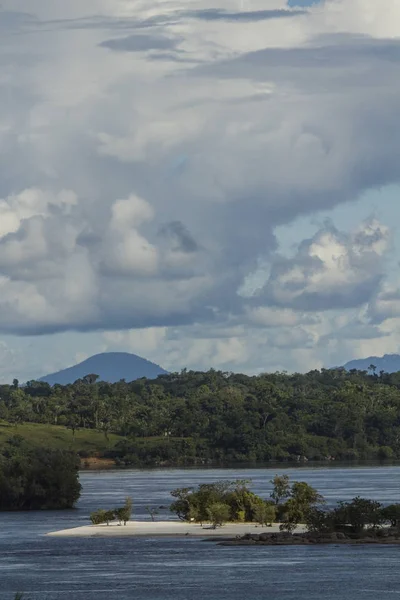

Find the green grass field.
[{"left": 0, "top": 421, "right": 123, "bottom": 455}]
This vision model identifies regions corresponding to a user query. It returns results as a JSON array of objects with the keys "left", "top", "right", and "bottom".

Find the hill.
[
  {"left": 343, "top": 354, "right": 400, "bottom": 373},
  {"left": 39, "top": 352, "right": 168, "bottom": 385},
  {"left": 0, "top": 420, "right": 123, "bottom": 456}
]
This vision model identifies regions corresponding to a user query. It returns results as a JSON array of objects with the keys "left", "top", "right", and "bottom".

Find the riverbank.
[{"left": 47, "top": 521, "right": 306, "bottom": 538}]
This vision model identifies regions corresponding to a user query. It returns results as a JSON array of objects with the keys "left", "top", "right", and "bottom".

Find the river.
[{"left": 1, "top": 465, "right": 399, "bottom": 599}]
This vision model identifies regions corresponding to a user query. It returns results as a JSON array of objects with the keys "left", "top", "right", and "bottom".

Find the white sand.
[{"left": 47, "top": 520, "right": 306, "bottom": 538}]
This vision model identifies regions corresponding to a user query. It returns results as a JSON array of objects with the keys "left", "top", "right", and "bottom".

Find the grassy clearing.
[{"left": 0, "top": 421, "right": 123, "bottom": 455}]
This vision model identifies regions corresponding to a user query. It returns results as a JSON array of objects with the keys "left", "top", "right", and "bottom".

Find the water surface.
[{"left": 1, "top": 466, "right": 399, "bottom": 599}]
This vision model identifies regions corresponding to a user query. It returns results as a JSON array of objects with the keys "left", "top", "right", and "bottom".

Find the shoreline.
[
  {"left": 220, "top": 530, "right": 400, "bottom": 546},
  {"left": 47, "top": 521, "right": 304, "bottom": 538}
]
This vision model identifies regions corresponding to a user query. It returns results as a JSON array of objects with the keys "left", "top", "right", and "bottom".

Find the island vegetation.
[
  {"left": 0, "top": 436, "right": 81, "bottom": 510},
  {"left": 90, "top": 497, "right": 133, "bottom": 526},
  {"left": 1, "top": 366, "right": 400, "bottom": 466},
  {"left": 170, "top": 476, "right": 400, "bottom": 545}
]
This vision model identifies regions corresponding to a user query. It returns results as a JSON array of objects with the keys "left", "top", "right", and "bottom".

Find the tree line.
[{"left": 2, "top": 366, "right": 400, "bottom": 464}]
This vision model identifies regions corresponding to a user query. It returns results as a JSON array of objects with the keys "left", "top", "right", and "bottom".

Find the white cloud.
[
  {"left": 259, "top": 219, "right": 390, "bottom": 310},
  {"left": 0, "top": 0, "right": 399, "bottom": 376}
]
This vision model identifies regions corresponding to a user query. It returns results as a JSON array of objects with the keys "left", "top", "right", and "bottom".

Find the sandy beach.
[{"left": 47, "top": 520, "right": 306, "bottom": 538}]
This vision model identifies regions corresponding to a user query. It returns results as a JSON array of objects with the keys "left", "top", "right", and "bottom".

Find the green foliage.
[
  {"left": 305, "top": 507, "right": 335, "bottom": 533},
  {"left": 170, "top": 487, "right": 194, "bottom": 521},
  {"left": 1, "top": 366, "right": 400, "bottom": 465},
  {"left": 206, "top": 502, "right": 231, "bottom": 528},
  {"left": 333, "top": 497, "right": 384, "bottom": 532},
  {"left": 291, "top": 481, "right": 324, "bottom": 508},
  {"left": 381, "top": 504, "right": 400, "bottom": 529},
  {"left": 253, "top": 502, "right": 276, "bottom": 527},
  {"left": 305, "top": 497, "right": 399, "bottom": 535},
  {"left": 237, "top": 509, "right": 246, "bottom": 522},
  {"left": 0, "top": 421, "right": 123, "bottom": 455},
  {"left": 118, "top": 497, "right": 133, "bottom": 525},
  {"left": 279, "top": 499, "right": 305, "bottom": 532},
  {"left": 103, "top": 510, "right": 116, "bottom": 525},
  {"left": 277, "top": 478, "right": 324, "bottom": 531},
  {"left": 170, "top": 480, "right": 270, "bottom": 524},
  {"left": 91, "top": 497, "right": 133, "bottom": 526},
  {"left": 0, "top": 438, "right": 81, "bottom": 510},
  {"left": 90, "top": 509, "right": 108, "bottom": 525},
  {"left": 270, "top": 475, "right": 291, "bottom": 505}
]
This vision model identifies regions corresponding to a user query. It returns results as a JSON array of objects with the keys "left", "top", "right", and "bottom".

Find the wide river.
[{"left": 1, "top": 465, "right": 400, "bottom": 600}]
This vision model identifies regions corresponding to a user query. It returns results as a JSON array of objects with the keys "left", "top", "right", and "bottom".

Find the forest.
[{"left": 1, "top": 366, "right": 400, "bottom": 465}]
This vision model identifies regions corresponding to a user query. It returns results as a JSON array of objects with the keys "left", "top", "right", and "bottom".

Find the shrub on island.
[
  {"left": 170, "top": 479, "right": 275, "bottom": 526},
  {"left": 90, "top": 497, "right": 132, "bottom": 526}
]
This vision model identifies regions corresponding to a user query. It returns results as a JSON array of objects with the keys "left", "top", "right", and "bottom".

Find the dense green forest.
[
  {"left": 1, "top": 367, "right": 400, "bottom": 465},
  {"left": 0, "top": 438, "right": 81, "bottom": 510}
]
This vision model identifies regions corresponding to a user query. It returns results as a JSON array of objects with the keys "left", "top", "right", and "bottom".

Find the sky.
[{"left": 1, "top": 0, "right": 400, "bottom": 382}]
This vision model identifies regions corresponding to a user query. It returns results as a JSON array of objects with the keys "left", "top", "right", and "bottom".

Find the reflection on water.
[{"left": 0, "top": 466, "right": 400, "bottom": 599}]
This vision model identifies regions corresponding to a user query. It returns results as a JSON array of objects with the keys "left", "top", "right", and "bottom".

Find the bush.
[
  {"left": 90, "top": 509, "right": 109, "bottom": 525},
  {"left": 253, "top": 502, "right": 276, "bottom": 527},
  {"left": 170, "top": 480, "right": 267, "bottom": 523},
  {"left": 333, "top": 497, "right": 383, "bottom": 532},
  {"left": 381, "top": 504, "right": 400, "bottom": 529},
  {"left": 90, "top": 497, "right": 132, "bottom": 526},
  {"left": 116, "top": 497, "right": 133, "bottom": 525},
  {"left": 206, "top": 502, "right": 231, "bottom": 528}
]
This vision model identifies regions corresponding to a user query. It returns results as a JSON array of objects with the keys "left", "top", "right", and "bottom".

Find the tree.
[
  {"left": 146, "top": 506, "right": 159, "bottom": 522},
  {"left": 170, "top": 487, "right": 194, "bottom": 521},
  {"left": 333, "top": 497, "right": 383, "bottom": 532},
  {"left": 206, "top": 502, "right": 231, "bottom": 528},
  {"left": 116, "top": 497, "right": 133, "bottom": 525},
  {"left": 279, "top": 499, "right": 304, "bottom": 532},
  {"left": 0, "top": 443, "right": 81, "bottom": 511},
  {"left": 305, "top": 507, "right": 334, "bottom": 533},
  {"left": 381, "top": 504, "right": 400, "bottom": 529},
  {"left": 83, "top": 374, "right": 100, "bottom": 385},
  {"left": 90, "top": 509, "right": 109, "bottom": 525},
  {"left": 279, "top": 480, "right": 324, "bottom": 532},
  {"left": 253, "top": 502, "right": 276, "bottom": 527},
  {"left": 270, "top": 474, "right": 290, "bottom": 505},
  {"left": 291, "top": 481, "right": 324, "bottom": 508}
]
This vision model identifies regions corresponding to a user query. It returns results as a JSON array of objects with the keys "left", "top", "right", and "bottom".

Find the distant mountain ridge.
[
  {"left": 39, "top": 352, "right": 168, "bottom": 385},
  {"left": 344, "top": 354, "right": 400, "bottom": 373}
]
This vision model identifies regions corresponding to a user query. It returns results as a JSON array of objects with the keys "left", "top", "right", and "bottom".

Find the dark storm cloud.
[
  {"left": 182, "top": 9, "right": 305, "bottom": 22},
  {"left": 159, "top": 221, "right": 199, "bottom": 253},
  {"left": 99, "top": 33, "right": 179, "bottom": 53}
]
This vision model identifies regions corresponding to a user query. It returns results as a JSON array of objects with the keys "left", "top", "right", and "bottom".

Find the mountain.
[
  {"left": 39, "top": 352, "right": 168, "bottom": 385},
  {"left": 343, "top": 354, "right": 400, "bottom": 373}
]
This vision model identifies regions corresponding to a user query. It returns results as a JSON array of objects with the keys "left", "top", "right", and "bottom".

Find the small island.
[{"left": 47, "top": 476, "right": 400, "bottom": 545}]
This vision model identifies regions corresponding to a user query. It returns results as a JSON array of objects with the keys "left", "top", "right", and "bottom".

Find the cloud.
[
  {"left": 159, "top": 221, "right": 199, "bottom": 253},
  {"left": 99, "top": 33, "right": 180, "bottom": 53},
  {"left": 257, "top": 220, "right": 390, "bottom": 310},
  {"left": 368, "top": 287, "right": 400, "bottom": 324},
  {"left": 0, "top": 0, "right": 399, "bottom": 375},
  {"left": 183, "top": 9, "right": 305, "bottom": 22},
  {"left": 247, "top": 306, "right": 302, "bottom": 327}
]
